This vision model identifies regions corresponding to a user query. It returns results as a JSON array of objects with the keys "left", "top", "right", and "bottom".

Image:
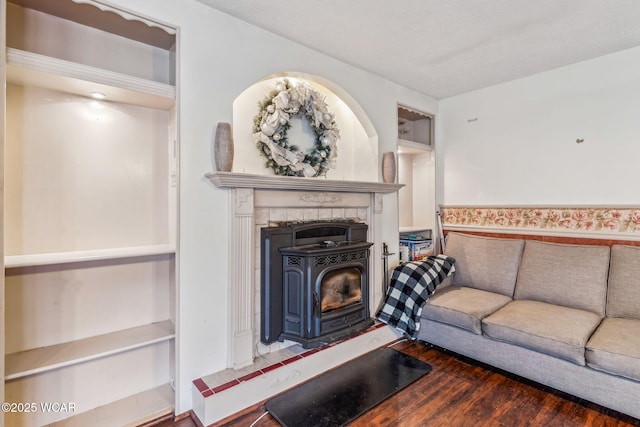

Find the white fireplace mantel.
[
  {"left": 205, "top": 171, "right": 404, "bottom": 193},
  {"left": 206, "top": 171, "right": 402, "bottom": 369}
]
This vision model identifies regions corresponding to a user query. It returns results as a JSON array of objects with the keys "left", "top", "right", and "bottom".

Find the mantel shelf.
[{"left": 205, "top": 172, "right": 404, "bottom": 194}]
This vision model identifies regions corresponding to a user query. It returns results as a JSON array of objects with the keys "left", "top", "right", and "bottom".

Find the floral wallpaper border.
[{"left": 441, "top": 207, "right": 640, "bottom": 235}]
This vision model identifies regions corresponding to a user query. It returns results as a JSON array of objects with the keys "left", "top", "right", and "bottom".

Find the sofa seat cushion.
[
  {"left": 586, "top": 318, "right": 640, "bottom": 382},
  {"left": 421, "top": 286, "right": 512, "bottom": 334},
  {"left": 482, "top": 300, "right": 602, "bottom": 365}
]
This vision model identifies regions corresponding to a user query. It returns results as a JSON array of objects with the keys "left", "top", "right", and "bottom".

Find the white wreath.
[{"left": 253, "top": 80, "right": 339, "bottom": 177}]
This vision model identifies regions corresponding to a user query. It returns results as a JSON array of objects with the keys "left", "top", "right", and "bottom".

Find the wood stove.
[{"left": 261, "top": 220, "right": 374, "bottom": 348}]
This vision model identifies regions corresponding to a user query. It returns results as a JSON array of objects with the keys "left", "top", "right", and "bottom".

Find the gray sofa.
[{"left": 417, "top": 232, "right": 640, "bottom": 419}]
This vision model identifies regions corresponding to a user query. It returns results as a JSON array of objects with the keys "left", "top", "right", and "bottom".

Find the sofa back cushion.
[
  {"left": 606, "top": 245, "right": 640, "bottom": 319},
  {"left": 514, "top": 240, "right": 610, "bottom": 316},
  {"left": 445, "top": 232, "right": 524, "bottom": 296}
]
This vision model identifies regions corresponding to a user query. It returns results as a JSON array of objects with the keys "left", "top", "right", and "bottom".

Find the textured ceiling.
[{"left": 196, "top": 0, "right": 640, "bottom": 99}]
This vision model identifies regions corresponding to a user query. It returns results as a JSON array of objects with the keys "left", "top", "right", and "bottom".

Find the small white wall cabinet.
[
  {"left": 397, "top": 104, "right": 436, "bottom": 234},
  {"left": 397, "top": 104, "right": 433, "bottom": 152},
  {"left": 3, "top": 0, "right": 178, "bottom": 425}
]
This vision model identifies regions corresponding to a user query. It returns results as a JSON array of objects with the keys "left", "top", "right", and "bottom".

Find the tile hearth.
[
  {"left": 194, "top": 323, "right": 386, "bottom": 397},
  {"left": 191, "top": 323, "right": 400, "bottom": 425}
]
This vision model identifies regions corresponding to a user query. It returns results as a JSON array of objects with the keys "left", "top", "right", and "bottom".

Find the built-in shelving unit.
[
  {"left": 3, "top": 0, "right": 178, "bottom": 425},
  {"left": 397, "top": 104, "right": 436, "bottom": 240}
]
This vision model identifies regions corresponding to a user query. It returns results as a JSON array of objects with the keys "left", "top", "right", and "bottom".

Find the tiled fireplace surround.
[{"left": 197, "top": 172, "right": 402, "bottom": 424}]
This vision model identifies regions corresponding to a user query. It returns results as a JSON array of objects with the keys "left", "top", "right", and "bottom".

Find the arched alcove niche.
[{"left": 232, "top": 72, "right": 379, "bottom": 182}]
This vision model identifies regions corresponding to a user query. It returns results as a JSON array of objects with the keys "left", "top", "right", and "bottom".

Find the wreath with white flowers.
[{"left": 253, "top": 80, "right": 339, "bottom": 177}]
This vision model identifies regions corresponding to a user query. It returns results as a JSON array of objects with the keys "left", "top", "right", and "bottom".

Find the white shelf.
[
  {"left": 5, "top": 244, "right": 175, "bottom": 268},
  {"left": 5, "top": 320, "right": 175, "bottom": 380},
  {"left": 6, "top": 48, "right": 175, "bottom": 110},
  {"left": 398, "top": 138, "right": 432, "bottom": 153},
  {"left": 400, "top": 226, "right": 432, "bottom": 233},
  {"left": 48, "top": 383, "right": 174, "bottom": 427}
]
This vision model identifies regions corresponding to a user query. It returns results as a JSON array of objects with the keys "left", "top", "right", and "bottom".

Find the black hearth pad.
[{"left": 265, "top": 346, "right": 432, "bottom": 427}]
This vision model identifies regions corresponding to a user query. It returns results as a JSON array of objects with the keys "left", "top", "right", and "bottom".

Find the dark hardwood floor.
[
  {"left": 154, "top": 416, "right": 200, "bottom": 427},
  {"left": 158, "top": 341, "right": 640, "bottom": 427}
]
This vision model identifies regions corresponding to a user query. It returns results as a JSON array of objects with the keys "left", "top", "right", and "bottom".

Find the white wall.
[
  {"left": 438, "top": 45, "right": 640, "bottom": 205},
  {"left": 106, "top": 0, "right": 438, "bottom": 414}
]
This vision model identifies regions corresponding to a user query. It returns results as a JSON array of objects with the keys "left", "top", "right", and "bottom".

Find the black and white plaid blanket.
[{"left": 376, "top": 254, "right": 456, "bottom": 339}]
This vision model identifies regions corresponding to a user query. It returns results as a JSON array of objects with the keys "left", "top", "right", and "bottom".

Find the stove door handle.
[{"left": 313, "top": 292, "right": 320, "bottom": 317}]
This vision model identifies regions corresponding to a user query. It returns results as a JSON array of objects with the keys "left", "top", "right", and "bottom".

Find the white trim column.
[
  {"left": 370, "top": 193, "right": 385, "bottom": 313},
  {"left": 228, "top": 188, "right": 255, "bottom": 369}
]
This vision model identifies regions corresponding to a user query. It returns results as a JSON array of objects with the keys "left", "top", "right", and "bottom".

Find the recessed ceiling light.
[{"left": 90, "top": 92, "right": 106, "bottom": 100}]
